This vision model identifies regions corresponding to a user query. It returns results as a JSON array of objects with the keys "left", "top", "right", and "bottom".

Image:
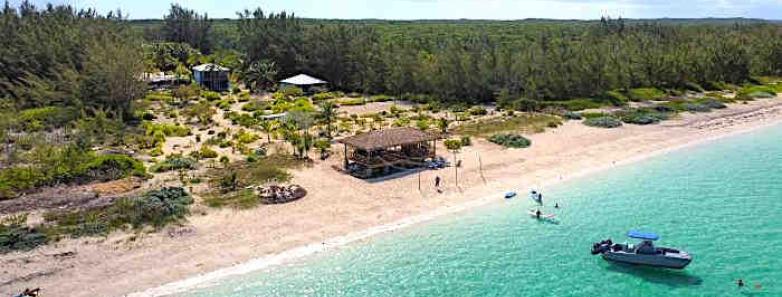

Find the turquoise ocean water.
[{"left": 180, "top": 124, "right": 782, "bottom": 297}]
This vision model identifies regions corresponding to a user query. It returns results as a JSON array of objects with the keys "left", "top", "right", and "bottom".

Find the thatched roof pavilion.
[{"left": 337, "top": 127, "right": 440, "bottom": 178}]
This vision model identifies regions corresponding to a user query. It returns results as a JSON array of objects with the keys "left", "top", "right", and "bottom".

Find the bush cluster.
[
  {"left": 627, "top": 87, "right": 667, "bottom": 102},
  {"left": 583, "top": 116, "right": 623, "bottom": 128},
  {"left": 45, "top": 187, "right": 193, "bottom": 237},
  {"left": 151, "top": 155, "right": 198, "bottom": 173},
  {"left": 488, "top": 133, "right": 532, "bottom": 148},
  {"left": 0, "top": 215, "right": 48, "bottom": 254},
  {"left": 0, "top": 150, "right": 146, "bottom": 199},
  {"left": 616, "top": 108, "right": 670, "bottom": 125}
]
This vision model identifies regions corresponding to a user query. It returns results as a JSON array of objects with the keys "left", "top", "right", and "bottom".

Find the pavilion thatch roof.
[{"left": 338, "top": 127, "right": 439, "bottom": 150}]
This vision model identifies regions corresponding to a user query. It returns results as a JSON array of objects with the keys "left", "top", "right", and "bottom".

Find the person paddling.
[{"left": 535, "top": 209, "right": 541, "bottom": 219}]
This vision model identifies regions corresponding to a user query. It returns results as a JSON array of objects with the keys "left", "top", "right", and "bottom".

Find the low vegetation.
[
  {"left": 488, "top": 133, "right": 532, "bottom": 148},
  {"left": 454, "top": 114, "right": 562, "bottom": 137},
  {"left": 583, "top": 116, "right": 623, "bottom": 128},
  {"left": 150, "top": 155, "right": 198, "bottom": 173},
  {"left": 0, "top": 215, "right": 49, "bottom": 254},
  {"left": 0, "top": 147, "right": 147, "bottom": 199},
  {"left": 44, "top": 187, "right": 192, "bottom": 238},
  {"left": 627, "top": 87, "right": 667, "bottom": 102},
  {"left": 615, "top": 108, "right": 671, "bottom": 125},
  {"left": 203, "top": 155, "right": 304, "bottom": 208}
]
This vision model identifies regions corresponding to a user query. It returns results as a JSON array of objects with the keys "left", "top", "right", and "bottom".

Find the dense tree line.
[
  {"left": 0, "top": 1, "right": 144, "bottom": 119},
  {"left": 229, "top": 12, "right": 782, "bottom": 103}
]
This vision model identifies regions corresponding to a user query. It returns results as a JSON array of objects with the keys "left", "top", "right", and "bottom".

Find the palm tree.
[
  {"left": 319, "top": 101, "right": 337, "bottom": 139},
  {"left": 287, "top": 110, "right": 315, "bottom": 159},
  {"left": 241, "top": 60, "right": 278, "bottom": 93},
  {"left": 259, "top": 119, "right": 279, "bottom": 144}
]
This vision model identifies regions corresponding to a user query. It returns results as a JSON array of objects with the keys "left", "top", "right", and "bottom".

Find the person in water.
[
  {"left": 737, "top": 279, "right": 745, "bottom": 288},
  {"left": 535, "top": 209, "right": 541, "bottom": 219},
  {"left": 554, "top": 203, "right": 560, "bottom": 209}
]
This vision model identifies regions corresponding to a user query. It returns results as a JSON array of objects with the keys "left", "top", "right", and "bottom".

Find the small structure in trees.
[
  {"left": 193, "top": 63, "right": 230, "bottom": 92},
  {"left": 337, "top": 127, "right": 439, "bottom": 178},
  {"left": 280, "top": 74, "right": 327, "bottom": 93}
]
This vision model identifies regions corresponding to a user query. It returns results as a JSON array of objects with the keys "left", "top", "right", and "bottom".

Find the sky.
[{"left": 9, "top": 0, "right": 782, "bottom": 20}]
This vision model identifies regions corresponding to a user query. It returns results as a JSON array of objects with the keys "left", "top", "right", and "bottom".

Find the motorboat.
[{"left": 591, "top": 230, "right": 692, "bottom": 269}]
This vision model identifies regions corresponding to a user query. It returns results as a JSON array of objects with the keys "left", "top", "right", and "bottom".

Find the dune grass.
[{"left": 453, "top": 113, "right": 562, "bottom": 137}]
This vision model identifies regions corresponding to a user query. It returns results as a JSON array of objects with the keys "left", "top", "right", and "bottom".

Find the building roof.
[
  {"left": 193, "top": 63, "right": 230, "bottom": 72},
  {"left": 338, "top": 127, "right": 439, "bottom": 150},
  {"left": 280, "top": 74, "right": 327, "bottom": 86}
]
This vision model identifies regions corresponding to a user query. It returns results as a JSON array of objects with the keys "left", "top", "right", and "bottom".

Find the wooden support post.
[{"left": 343, "top": 144, "right": 349, "bottom": 169}]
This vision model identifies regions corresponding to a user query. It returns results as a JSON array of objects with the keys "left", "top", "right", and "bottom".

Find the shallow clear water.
[{"left": 181, "top": 125, "right": 782, "bottom": 297}]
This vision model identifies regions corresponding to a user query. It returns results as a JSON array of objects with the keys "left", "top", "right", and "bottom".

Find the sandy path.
[{"left": 3, "top": 98, "right": 782, "bottom": 297}]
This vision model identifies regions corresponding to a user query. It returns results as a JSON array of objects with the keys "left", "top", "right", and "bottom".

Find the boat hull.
[{"left": 602, "top": 251, "right": 691, "bottom": 269}]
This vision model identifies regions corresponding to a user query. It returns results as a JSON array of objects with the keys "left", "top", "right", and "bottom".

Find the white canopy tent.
[{"left": 280, "top": 74, "right": 327, "bottom": 86}]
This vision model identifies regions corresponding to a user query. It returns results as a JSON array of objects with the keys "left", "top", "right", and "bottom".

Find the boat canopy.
[{"left": 627, "top": 230, "right": 660, "bottom": 241}]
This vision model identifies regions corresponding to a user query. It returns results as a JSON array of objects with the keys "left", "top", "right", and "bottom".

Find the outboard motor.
[{"left": 591, "top": 242, "right": 610, "bottom": 255}]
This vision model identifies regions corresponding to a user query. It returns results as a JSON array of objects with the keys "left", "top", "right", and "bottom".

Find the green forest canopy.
[{"left": 4, "top": 1, "right": 782, "bottom": 114}]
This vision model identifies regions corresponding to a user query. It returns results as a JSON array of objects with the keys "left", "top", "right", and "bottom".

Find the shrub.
[
  {"left": 369, "top": 94, "right": 393, "bottom": 102},
  {"left": 488, "top": 133, "right": 532, "bottom": 148},
  {"left": 313, "top": 92, "right": 343, "bottom": 101},
  {"left": 616, "top": 108, "right": 670, "bottom": 125},
  {"left": 199, "top": 146, "right": 218, "bottom": 159},
  {"left": 151, "top": 156, "right": 198, "bottom": 173},
  {"left": 145, "top": 91, "right": 174, "bottom": 102},
  {"left": 77, "top": 154, "right": 147, "bottom": 181},
  {"left": 143, "top": 122, "right": 190, "bottom": 137},
  {"left": 703, "top": 81, "right": 734, "bottom": 91},
  {"left": 242, "top": 101, "right": 269, "bottom": 112},
  {"left": 684, "top": 103, "right": 711, "bottom": 113},
  {"left": 628, "top": 88, "right": 666, "bottom": 102},
  {"left": 234, "top": 130, "right": 259, "bottom": 144},
  {"left": 0, "top": 150, "right": 146, "bottom": 199},
  {"left": 468, "top": 106, "right": 488, "bottom": 116},
  {"left": 583, "top": 116, "right": 622, "bottom": 128},
  {"left": 460, "top": 136, "right": 472, "bottom": 146},
  {"left": 443, "top": 139, "right": 463, "bottom": 151},
  {"left": 683, "top": 82, "right": 705, "bottom": 92},
  {"left": 226, "top": 112, "right": 257, "bottom": 128},
  {"left": 202, "top": 91, "right": 221, "bottom": 101},
  {"left": 18, "top": 106, "right": 78, "bottom": 132},
  {"left": 580, "top": 112, "right": 607, "bottom": 119},
  {"left": 736, "top": 85, "right": 778, "bottom": 100},
  {"left": 45, "top": 187, "right": 192, "bottom": 237},
  {"left": 697, "top": 98, "right": 727, "bottom": 109},
  {"left": 563, "top": 111, "right": 583, "bottom": 120},
  {"left": 290, "top": 97, "right": 316, "bottom": 112},
  {"left": 337, "top": 98, "right": 366, "bottom": 106},
  {"left": 601, "top": 90, "right": 629, "bottom": 106},
  {"left": 0, "top": 215, "right": 48, "bottom": 254},
  {"left": 216, "top": 99, "right": 233, "bottom": 110}
]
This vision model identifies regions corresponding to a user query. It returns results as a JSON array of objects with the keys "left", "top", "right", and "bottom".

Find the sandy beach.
[{"left": 3, "top": 98, "right": 782, "bottom": 297}]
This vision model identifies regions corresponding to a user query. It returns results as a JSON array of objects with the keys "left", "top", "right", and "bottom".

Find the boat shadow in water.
[{"left": 604, "top": 262, "right": 703, "bottom": 288}]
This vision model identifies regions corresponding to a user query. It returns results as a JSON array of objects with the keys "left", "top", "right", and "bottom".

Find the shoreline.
[
  {"left": 3, "top": 98, "right": 782, "bottom": 297},
  {"left": 130, "top": 100, "right": 782, "bottom": 297}
]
